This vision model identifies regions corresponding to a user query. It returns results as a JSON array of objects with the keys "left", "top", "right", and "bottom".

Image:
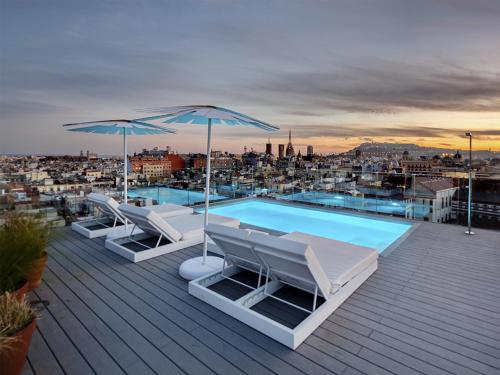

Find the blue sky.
[{"left": 1, "top": 0, "right": 499, "bottom": 155}]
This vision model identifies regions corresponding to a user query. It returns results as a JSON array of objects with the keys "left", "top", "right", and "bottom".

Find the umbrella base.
[{"left": 179, "top": 256, "right": 225, "bottom": 280}]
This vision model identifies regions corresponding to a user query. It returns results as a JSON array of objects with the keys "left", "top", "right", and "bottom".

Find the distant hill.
[{"left": 349, "top": 142, "right": 497, "bottom": 159}]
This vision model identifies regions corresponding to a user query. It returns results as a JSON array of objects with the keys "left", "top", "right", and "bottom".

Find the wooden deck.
[{"left": 24, "top": 222, "right": 500, "bottom": 375}]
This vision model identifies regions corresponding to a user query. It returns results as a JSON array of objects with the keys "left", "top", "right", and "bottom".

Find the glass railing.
[
  {"left": 275, "top": 190, "right": 430, "bottom": 219},
  {"left": 23, "top": 171, "right": 497, "bottom": 229}
]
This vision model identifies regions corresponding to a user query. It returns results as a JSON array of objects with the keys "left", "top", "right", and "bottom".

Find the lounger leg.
[
  {"left": 128, "top": 224, "right": 137, "bottom": 239},
  {"left": 263, "top": 267, "right": 271, "bottom": 297},
  {"left": 312, "top": 285, "right": 318, "bottom": 312},
  {"left": 155, "top": 234, "right": 163, "bottom": 248},
  {"left": 257, "top": 265, "right": 263, "bottom": 289},
  {"left": 113, "top": 216, "right": 118, "bottom": 228},
  {"left": 221, "top": 255, "right": 228, "bottom": 278}
]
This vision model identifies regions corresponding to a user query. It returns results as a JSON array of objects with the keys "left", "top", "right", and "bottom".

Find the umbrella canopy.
[
  {"left": 138, "top": 105, "right": 279, "bottom": 131},
  {"left": 64, "top": 119, "right": 176, "bottom": 135},
  {"left": 63, "top": 119, "right": 176, "bottom": 205},
  {"left": 139, "top": 105, "right": 279, "bottom": 279}
]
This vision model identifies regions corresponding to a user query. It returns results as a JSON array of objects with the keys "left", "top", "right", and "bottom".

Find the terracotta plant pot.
[
  {"left": 13, "top": 280, "right": 29, "bottom": 301},
  {"left": 26, "top": 252, "right": 48, "bottom": 290},
  {"left": 0, "top": 319, "right": 37, "bottom": 375}
]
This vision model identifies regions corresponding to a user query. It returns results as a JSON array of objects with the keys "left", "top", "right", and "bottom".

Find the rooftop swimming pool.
[
  {"left": 203, "top": 200, "right": 412, "bottom": 253},
  {"left": 280, "top": 192, "right": 430, "bottom": 218},
  {"left": 129, "top": 187, "right": 228, "bottom": 206}
]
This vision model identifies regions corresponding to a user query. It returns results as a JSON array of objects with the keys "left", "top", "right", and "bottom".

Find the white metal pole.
[
  {"left": 202, "top": 119, "right": 212, "bottom": 264},
  {"left": 466, "top": 133, "right": 474, "bottom": 235},
  {"left": 123, "top": 130, "right": 128, "bottom": 231},
  {"left": 124, "top": 131, "right": 128, "bottom": 204}
]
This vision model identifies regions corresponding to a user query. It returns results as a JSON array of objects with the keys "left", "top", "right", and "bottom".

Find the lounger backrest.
[
  {"left": 118, "top": 204, "right": 182, "bottom": 242},
  {"left": 248, "top": 232, "right": 332, "bottom": 298},
  {"left": 88, "top": 193, "right": 126, "bottom": 223},
  {"left": 205, "top": 224, "right": 264, "bottom": 273}
]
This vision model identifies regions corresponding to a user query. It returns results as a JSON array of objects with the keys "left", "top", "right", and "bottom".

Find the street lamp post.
[{"left": 465, "top": 132, "right": 474, "bottom": 235}]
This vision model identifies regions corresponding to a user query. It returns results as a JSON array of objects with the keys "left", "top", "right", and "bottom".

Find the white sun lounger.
[
  {"left": 71, "top": 193, "right": 128, "bottom": 238},
  {"left": 105, "top": 204, "right": 240, "bottom": 262},
  {"left": 71, "top": 193, "right": 194, "bottom": 239},
  {"left": 189, "top": 225, "right": 378, "bottom": 349}
]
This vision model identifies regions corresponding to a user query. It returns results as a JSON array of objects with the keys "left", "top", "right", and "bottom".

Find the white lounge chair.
[
  {"left": 105, "top": 204, "right": 240, "bottom": 262},
  {"left": 71, "top": 193, "right": 193, "bottom": 239},
  {"left": 71, "top": 193, "right": 128, "bottom": 238},
  {"left": 189, "top": 224, "right": 378, "bottom": 349}
]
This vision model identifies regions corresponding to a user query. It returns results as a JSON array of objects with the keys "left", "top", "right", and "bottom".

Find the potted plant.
[
  {"left": 0, "top": 292, "right": 38, "bottom": 375},
  {"left": 19, "top": 217, "right": 49, "bottom": 290},
  {"left": 0, "top": 213, "right": 49, "bottom": 297}
]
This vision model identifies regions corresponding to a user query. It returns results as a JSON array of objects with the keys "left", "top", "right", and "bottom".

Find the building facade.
[
  {"left": 278, "top": 144, "right": 285, "bottom": 159},
  {"left": 130, "top": 150, "right": 185, "bottom": 178}
]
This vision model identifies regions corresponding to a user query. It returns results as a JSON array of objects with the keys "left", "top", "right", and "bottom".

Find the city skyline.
[{"left": 1, "top": 1, "right": 500, "bottom": 155}]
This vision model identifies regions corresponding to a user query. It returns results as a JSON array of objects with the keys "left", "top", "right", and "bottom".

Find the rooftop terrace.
[{"left": 24, "top": 222, "right": 500, "bottom": 375}]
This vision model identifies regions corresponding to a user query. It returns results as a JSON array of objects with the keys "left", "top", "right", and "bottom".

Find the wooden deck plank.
[
  {"left": 40, "top": 267, "right": 156, "bottom": 374},
  {"left": 345, "top": 295, "right": 500, "bottom": 355},
  {"left": 32, "top": 279, "right": 126, "bottom": 375},
  {"left": 44, "top": 259, "right": 184, "bottom": 375},
  {"left": 30, "top": 290, "right": 96, "bottom": 375},
  {"left": 48, "top": 241, "right": 210, "bottom": 375},
  {"left": 26, "top": 327, "right": 65, "bottom": 375},
  {"left": 22, "top": 221, "right": 500, "bottom": 375}
]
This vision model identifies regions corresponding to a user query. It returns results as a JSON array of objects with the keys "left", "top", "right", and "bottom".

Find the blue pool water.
[
  {"left": 204, "top": 200, "right": 412, "bottom": 253},
  {"left": 129, "top": 187, "right": 228, "bottom": 206},
  {"left": 280, "top": 192, "right": 430, "bottom": 218}
]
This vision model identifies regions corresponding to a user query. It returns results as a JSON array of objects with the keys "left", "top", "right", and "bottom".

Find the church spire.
[{"left": 286, "top": 129, "right": 295, "bottom": 157}]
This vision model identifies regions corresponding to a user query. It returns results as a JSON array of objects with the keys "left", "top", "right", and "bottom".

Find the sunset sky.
[{"left": 1, "top": 0, "right": 499, "bottom": 155}]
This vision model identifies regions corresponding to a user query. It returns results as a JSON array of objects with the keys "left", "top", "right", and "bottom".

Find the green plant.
[
  {"left": 0, "top": 213, "right": 50, "bottom": 293},
  {"left": 0, "top": 292, "right": 38, "bottom": 353}
]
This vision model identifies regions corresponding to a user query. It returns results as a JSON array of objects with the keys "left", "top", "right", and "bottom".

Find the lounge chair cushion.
[
  {"left": 248, "top": 232, "right": 333, "bottom": 298},
  {"left": 169, "top": 214, "right": 240, "bottom": 241},
  {"left": 281, "top": 232, "right": 378, "bottom": 287},
  {"left": 143, "top": 204, "right": 193, "bottom": 218},
  {"left": 118, "top": 204, "right": 183, "bottom": 242}
]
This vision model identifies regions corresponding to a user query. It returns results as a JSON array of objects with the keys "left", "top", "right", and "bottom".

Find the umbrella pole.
[
  {"left": 123, "top": 131, "right": 128, "bottom": 230},
  {"left": 203, "top": 119, "right": 212, "bottom": 264},
  {"left": 123, "top": 130, "right": 128, "bottom": 205},
  {"left": 123, "top": 131, "right": 128, "bottom": 205}
]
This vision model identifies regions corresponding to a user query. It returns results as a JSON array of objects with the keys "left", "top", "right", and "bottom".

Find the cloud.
[
  {"left": 0, "top": 99, "right": 62, "bottom": 116},
  {"left": 1, "top": 0, "right": 500, "bottom": 154},
  {"left": 249, "top": 61, "right": 500, "bottom": 114},
  {"left": 272, "top": 125, "right": 500, "bottom": 141}
]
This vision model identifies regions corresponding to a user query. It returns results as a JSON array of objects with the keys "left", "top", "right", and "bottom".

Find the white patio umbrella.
[
  {"left": 138, "top": 105, "right": 279, "bottom": 280},
  {"left": 63, "top": 119, "right": 176, "bottom": 206}
]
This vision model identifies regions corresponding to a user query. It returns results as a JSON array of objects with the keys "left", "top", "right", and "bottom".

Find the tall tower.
[
  {"left": 278, "top": 144, "right": 285, "bottom": 159},
  {"left": 265, "top": 138, "right": 272, "bottom": 155},
  {"left": 307, "top": 145, "right": 313, "bottom": 157},
  {"left": 286, "top": 130, "right": 295, "bottom": 157}
]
